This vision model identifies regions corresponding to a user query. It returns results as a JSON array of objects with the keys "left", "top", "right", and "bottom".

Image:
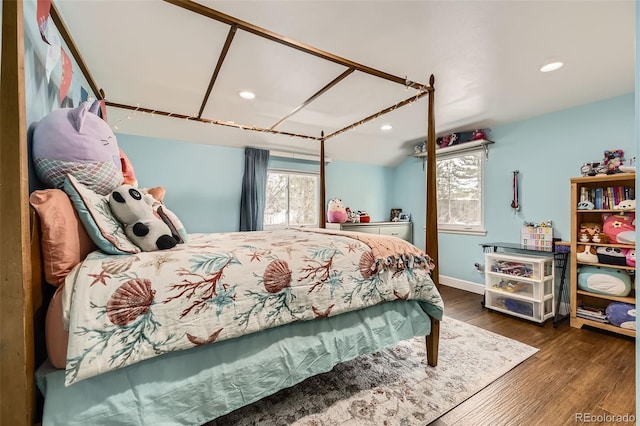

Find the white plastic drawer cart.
[{"left": 484, "top": 252, "right": 555, "bottom": 323}]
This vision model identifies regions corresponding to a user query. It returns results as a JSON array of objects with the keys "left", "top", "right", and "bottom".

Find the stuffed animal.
[
  {"left": 577, "top": 200, "right": 595, "bottom": 210},
  {"left": 109, "top": 185, "right": 179, "bottom": 251},
  {"left": 578, "top": 222, "right": 602, "bottom": 242},
  {"left": 346, "top": 207, "right": 360, "bottom": 223},
  {"left": 614, "top": 199, "right": 636, "bottom": 211},
  {"left": 32, "top": 100, "right": 122, "bottom": 195},
  {"left": 604, "top": 149, "right": 624, "bottom": 174},
  {"left": 578, "top": 266, "right": 632, "bottom": 297},
  {"left": 327, "top": 198, "right": 348, "bottom": 223},
  {"left": 602, "top": 212, "right": 635, "bottom": 244},
  {"left": 576, "top": 245, "right": 598, "bottom": 263},
  {"left": 595, "top": 246, "right": 629, "bottom": 266},
  {"left": 626, "top": 249, "right": 636, "bottom": 267},
  {"left": 606, "top": 302, "right": 636, "bottom": 329},
  {"left": 591, "top": 232, "right": 609, "bottom": 244}
]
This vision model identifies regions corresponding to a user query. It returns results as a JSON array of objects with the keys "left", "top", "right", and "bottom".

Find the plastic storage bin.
[{"left": 484, "top": 252, "right": 555, "bottom": 323}]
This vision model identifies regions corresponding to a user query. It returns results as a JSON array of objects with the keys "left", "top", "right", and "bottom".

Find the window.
[
  {"left": 264, "top": 169, "right": 319, "bottom": 229},
  {"left": 436, "top": 149, "right": 486, "bottom": 235}
]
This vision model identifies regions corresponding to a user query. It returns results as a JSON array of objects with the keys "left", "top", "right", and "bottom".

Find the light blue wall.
[
  {"left": 116, "top": 135, "right": 395, "bottom": 232},
  {"left": 325, "top": 161, "right": 394, "bottom": 222},
  {"left": 393, "top": 93, "right": 636, "bottom": 285},
  {"left": 116, "top": 134, "right": 244, "bottom": 233},
  {"left": 392, "top": 156, "right": 427, "bottom": 245}
]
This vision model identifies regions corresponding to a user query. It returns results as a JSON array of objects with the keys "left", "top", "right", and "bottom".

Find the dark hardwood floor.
[{"left": 433, "top": 285, "right": 636, "bottom": 426}]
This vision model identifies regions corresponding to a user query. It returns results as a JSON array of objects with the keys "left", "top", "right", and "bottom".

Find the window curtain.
[{"left": 239, "top": 147, "right": 270, "bottom": 231}]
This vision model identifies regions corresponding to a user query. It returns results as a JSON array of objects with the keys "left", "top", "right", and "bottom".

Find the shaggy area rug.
[{"left": 208, "top": 316, "right": 538, "bottom": 426}]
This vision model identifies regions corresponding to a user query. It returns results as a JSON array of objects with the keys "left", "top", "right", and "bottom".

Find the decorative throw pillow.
[
  {"left": 29, "top": 189, "right": 98, "bottom": 286},
  {"left": 63, "top": 174, "right": 140, "bottom": 255}
]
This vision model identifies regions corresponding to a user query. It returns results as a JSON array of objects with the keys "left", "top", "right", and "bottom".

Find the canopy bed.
[{"left": 0, "top": 1, "right": 440, "bottom": 425}]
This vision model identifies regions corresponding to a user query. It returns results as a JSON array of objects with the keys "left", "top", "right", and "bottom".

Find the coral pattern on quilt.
[{"left": 62, "top": 228, "right": 443, "bottom": 386}]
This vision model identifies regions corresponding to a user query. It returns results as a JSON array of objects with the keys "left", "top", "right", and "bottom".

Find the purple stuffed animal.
[{"left": 32, "top": 100, "right": 122, "bottom": 195}]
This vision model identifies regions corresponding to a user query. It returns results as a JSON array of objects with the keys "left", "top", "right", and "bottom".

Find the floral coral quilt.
[{"left": 61, "top": 228, "right": 444, "bottom": 386}]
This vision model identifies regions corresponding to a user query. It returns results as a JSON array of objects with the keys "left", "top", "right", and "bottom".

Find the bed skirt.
[{"left": 36, "top": 300, "right": 437, "bottom": 426}]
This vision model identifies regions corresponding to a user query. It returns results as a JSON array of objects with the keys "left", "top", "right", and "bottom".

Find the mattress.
[{"left": 36, "top": 299, "right": 435, "bottom": 426}]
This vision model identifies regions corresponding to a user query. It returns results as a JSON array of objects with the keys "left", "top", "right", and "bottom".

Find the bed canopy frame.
[{"left": 0, "top": 1, "right": 438, "bottom": 424}]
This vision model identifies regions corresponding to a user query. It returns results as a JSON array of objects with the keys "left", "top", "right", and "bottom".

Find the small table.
[{"left": 480, "top": 241, "right": 570, "bottom": 327}]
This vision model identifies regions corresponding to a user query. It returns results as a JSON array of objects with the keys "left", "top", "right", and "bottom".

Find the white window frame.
[
  {"left": 263, "top": 168, "right": 320, "bottom": 230},
  {"left": 435, "top": 148, "right": 487, "bottom": 236}
]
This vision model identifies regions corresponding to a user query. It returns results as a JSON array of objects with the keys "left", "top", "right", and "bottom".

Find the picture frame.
[
  {"left": 390, "top": 208, "right": 402, "bottom": 221},
  {"left": 398, "top": 212, "right": 411, "bottom": 222}
]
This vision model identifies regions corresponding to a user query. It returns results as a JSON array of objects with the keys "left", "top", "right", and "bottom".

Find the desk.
[{"left": 480, "top": 241, "right": 570, "bottom": 327}]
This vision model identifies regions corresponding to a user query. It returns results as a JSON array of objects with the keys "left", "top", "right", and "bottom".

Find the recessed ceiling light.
[
  {"left": 540, "top": 61, "right": 563, "bottom": 73},
  {"left": 381, "top": 124, "right": 393, "bottom": 131},
  {"left": 239, "top": 90, "right": 256, "bottom": 99}
]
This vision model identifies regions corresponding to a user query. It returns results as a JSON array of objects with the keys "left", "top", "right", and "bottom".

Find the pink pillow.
[{"left": 29, "top": 189, "right": 97, "bottom": 286}]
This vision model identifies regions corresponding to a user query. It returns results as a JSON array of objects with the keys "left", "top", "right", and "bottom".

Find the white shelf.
[{"left": 412, "top": 139, "right": 494, "bottom": 158}]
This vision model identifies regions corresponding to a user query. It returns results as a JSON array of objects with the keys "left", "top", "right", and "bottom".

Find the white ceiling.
[{"left": 54, "top": 0, "right": 635, "bottom": 167}]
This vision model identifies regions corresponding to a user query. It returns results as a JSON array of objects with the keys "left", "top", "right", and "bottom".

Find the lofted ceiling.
[{"left": 54, "top": 0, "right": 635, "bottom": 167}]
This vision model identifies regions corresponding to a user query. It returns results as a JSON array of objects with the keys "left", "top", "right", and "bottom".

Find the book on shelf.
[
  {"left": 581, "top": 185, "right": 634, "bottom": 209},
  {"left": 577, "top": 313, "right": 610, "bottom": 323},
  {"left": 576, "top": 305, "right": 608, "bottom": 322},
  {"left": 577, "top": 304, "right": 606, "bottom": 314}
]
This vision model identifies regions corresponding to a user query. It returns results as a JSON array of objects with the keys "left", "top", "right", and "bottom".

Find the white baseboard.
[{"left": 439, "top": 275, "right": 485, "bottom": 295}]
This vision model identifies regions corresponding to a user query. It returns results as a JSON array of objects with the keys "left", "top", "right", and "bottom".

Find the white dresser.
[{"left": 325, "top": 221, "right": 413, "bottom": 244}]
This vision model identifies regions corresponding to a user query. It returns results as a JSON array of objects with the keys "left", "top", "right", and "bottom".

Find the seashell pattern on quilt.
[{"left": 62, "top": 228, "right": 444, "bottom": 386}]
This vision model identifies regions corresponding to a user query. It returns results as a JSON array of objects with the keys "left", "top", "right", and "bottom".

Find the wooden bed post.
[
  {"left": 320, "top": 132, "right": 326, "bottom": 228},
  {"left": 425, "top": 74, "right": 439, "bottom": 287},
  {"left": 0, "top": 1, "right": 36, "bottom": 425},
  {"left": 424, "top": 75, "right": 440, "bottom": 367}
]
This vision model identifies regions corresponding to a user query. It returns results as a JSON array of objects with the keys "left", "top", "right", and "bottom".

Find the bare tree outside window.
[
  {"left": 436, "top": 150, "right": 484, "bottom": 234},
  {"left": 264, "top": 170, "right": 319, "bottom": 228}
]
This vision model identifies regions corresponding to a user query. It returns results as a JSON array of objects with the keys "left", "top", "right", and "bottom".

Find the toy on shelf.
[
  {"left": 591, "top": 232, "right": 609, "bottom": 244},
  {"left": 603, "top": 149, "right": 625, "bottom": 174},
  {"left": 602, "top": 212, "right": 635, "bottom": 244},
  {"left": 327, "top": 198, "right": 348, "bottom": 223},
  {"left": 521, "top": 220, "right": 553, "bottom": 250},
  {"left": 358, "top": 211, "right": 371, "bottom": 223},
  {"left": 576, "top": 245, "right": 598, "bottom": 263},
  {"left": 435, "top": 128, "right": 490, "bottom": 149},
  {"left": 619, "top": 156, "right": 636, "bottom": 173},
  {"left": 577, "top": 200, "right": 595, "bottom": 210},
  {"left": 595, "top": 246, "right": 630, "bottom": 266},
  {"left": 345, "top": 207, "right": 359, "bottom": 223},
  {"left": 578, "top": 222, "right": 602, "bottom": 242},
  {"left": 577, "top": 265, "right": 632, "bottom": 297},
  {"left": 606, "top": 302, "right": 636, "bottom": 329},
  {"left": 614, "top": 199, "right": 636, "bottom": 211}
]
